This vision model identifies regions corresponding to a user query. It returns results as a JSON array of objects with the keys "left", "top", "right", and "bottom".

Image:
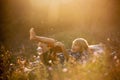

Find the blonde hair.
[{"left": 72, "top": 38, "right": 89, "bottom": 53}]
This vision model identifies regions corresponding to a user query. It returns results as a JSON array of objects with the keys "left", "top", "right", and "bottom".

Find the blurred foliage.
[{"left": 0, "top": 46, "right": 120, "bottom": 80}]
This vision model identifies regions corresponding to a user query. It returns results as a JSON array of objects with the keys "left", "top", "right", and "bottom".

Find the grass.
[{"left": 1, "top": 45, "right": 120, "bottom": 80}]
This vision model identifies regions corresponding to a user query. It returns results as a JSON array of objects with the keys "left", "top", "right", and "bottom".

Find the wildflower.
[
  {"left": 111, "top": 51, "right": 116, "bottom": 55},
  {"left": 116, "top": 59, "right": 119, "bottom": 64},
  {"left": 48, "top": 60, "right": 52, "bottom": 64},
  {"left": 24, "top": 67, "right": 32, "bottom": 73},
  {"left": 37, "top": 47, "right": 43, "bottom": 55},
  {"left": 33, "top": 55, "right": 36, "bottom": 58},
  {"left": 10, "top": 63, "right": 13, "bottom": 66},
  {"left": 62, "top": 68, "right": 68, "bottom": 72},
  {"left": 37, "top": 56, "right": 40, "bottom": 59},
  {"left": 83, "top": 60, "right": 87, "bottom": 64},
  {"left": 48, "top": 67, "right": 53, "bottom": 71},
  {"left": 92, "top": 58, "right": 96, "bottom": 63},
  {"left": 107, "top": 38, "right": 110, "bottom": 41},
  {"left": 113, "top": 55, "right": 117, "bottom": 60}
]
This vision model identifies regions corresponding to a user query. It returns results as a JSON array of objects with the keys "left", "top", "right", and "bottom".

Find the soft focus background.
[{"left": 0, "top": 0, "right": 120, "bottom": 80}]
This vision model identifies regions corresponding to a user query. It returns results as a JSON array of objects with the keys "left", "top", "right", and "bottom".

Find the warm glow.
[
  {"left": 30, "top": 0, "right": 113, "bottom": 28},
  {"left": 30, "top": 0, "right": 74, "bottom": 23},
  {"left": 1, "top": 0, "right": 120, "bottom": 80}
]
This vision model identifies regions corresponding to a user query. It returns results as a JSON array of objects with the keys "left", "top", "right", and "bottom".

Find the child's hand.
[{"left": 54, "top": 42, "right": 65, "bottom": 48}]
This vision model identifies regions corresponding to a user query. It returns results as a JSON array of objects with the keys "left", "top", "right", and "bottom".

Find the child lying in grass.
[{"left": 30, "top": 28, "right": 105, "bottom": 65}]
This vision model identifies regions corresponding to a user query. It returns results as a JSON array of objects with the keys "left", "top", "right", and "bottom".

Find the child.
[
  {"left": 30, "top": 28, "right": 69, "bottom": 66},
  {"left": 68, "top": 38, "right": 90, "bottom": 64},
  {"left": 69, "top": 38, "right": 105, "bottom": 64},
  {"left": 30, "top": 28, "right": 104, "bottom": 65}
]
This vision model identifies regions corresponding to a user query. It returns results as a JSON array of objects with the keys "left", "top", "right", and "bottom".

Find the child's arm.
[{"left": 55, "top": 42, "right": 69, "bottom": 61}]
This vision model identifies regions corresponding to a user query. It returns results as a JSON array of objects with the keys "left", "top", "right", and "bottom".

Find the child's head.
[{"left": 71, "top": 38, "right": 89, "bottom": 53}]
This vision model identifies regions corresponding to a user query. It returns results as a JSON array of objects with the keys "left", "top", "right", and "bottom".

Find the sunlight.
[
  {"left": 30, "top": 0, "right": 74, "bottom": 23},
  {"left": 30, "top": 0, "right": 113, "bottom": 32},
  {"left": 1, "top": 0, "right": 119, "bottom": 80},
  {"left": 47, "top": 0, "right": 60, "bottom": 23}
]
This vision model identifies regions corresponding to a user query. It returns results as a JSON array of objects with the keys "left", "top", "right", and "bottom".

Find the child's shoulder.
[
  {"left": 89, "top": 43, "right": 104, "bottom": 49},
  {"left": 89, "top": 43, "right": 105, "bottom": 54}
]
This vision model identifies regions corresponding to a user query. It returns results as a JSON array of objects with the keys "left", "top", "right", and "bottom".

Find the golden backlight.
[{"left": 30, "top": 0, "right": 113, "bottom": 27}]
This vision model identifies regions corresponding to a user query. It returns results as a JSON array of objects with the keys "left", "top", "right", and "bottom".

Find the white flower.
[
  {"left": 48, "top": 67, "right": 53, "bottom": 71},
  {"left": 24, "top": 67, "right": 32, "bottom": 72},
  {"left": 48, "top": 60, "right": 52, "bottom": 64},
  {"left": 114, "top": 55, "right": 117, "bottom": 60},
  {"left": 62, "top": 68, "right": 68, "bottom": 72},
  {"left": 37, "top": 47, "right": 43, "bottom": 55}
]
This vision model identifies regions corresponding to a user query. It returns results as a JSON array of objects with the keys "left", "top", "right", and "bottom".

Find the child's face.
[{"left": 71, "top": 42, "right": 80, "bottom": 53}]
